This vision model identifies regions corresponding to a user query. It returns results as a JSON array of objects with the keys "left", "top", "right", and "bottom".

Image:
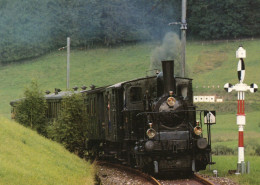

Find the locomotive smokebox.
[{"left": 162, "top": 60, "right": 176, "bottom": 95}]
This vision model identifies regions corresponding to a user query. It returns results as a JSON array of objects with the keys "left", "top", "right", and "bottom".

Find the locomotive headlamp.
[
  {"left": 194, "top": 126, "right": 202, "bottom": 135},
  {"left": 197, "top": 138, "right": 208, "bottom": 149},
  {"left": 194, "top": 120, "right": 202, "bottom": 136},
  {"left": 146, "top": 128, "right": 156, "bottom": 139},
  {"left": 167, "top": 97, "right": 176, "bottom": 107}
]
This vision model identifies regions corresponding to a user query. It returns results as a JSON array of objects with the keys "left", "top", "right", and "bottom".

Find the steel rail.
[{"left": 194, "top": 173, "right": 215, "bottom": 185}]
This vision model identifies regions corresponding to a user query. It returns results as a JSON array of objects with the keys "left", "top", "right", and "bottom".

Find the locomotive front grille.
[
  {"left": 159, "top": 158, "right": 191, "bottom": 170},
  {"left": 153, "top": 140, "right": 188, "bottom": 152}
]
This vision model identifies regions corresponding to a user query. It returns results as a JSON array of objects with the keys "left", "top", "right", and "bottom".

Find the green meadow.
[
  {"left": 0, "top": 39, "right": 260, "bottom": 184},
  {"left": 204, "top": 155, "right": 260, "bottom": 185},
  {"left": 212, "top": 111, "right": 260, "bottom": 151}
]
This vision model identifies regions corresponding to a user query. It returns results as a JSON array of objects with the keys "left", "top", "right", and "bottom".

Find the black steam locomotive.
[{"left": 11, "top": 60, "right": 215, "bottom": 174}]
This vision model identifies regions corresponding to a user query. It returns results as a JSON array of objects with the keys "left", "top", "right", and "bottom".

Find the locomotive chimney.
[{"left": 162, "top": 60, "right": 176, "bottom": 95}]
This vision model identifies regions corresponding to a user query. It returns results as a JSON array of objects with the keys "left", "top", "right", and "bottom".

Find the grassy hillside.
[
  {"left": 0, "top": 43, "right": 154, "bottom": 117},
  {"left": 187, "top": 39, "right": 260, "bottom": 85},
  {"left": 187, "top": 39, "right": 260, "bottom": 100},
  {"left": 0, "top": 117, "right": 94, "bottom": 185},
  {"left": 1, "top": 39, "right": 260, "bottom": 117}
]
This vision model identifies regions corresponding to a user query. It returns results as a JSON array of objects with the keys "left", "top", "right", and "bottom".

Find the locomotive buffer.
[{"left": 224, "top": 46, "right": 258, "bottom": 174}]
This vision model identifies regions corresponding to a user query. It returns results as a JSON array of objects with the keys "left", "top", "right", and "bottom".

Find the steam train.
[{"left": 11, "top": 60, "right": 215, "bottom": 174}]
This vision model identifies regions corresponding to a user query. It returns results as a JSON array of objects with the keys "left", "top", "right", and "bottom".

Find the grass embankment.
[{"left": 0, "top": 117, "right": 94, "bottom": 185}]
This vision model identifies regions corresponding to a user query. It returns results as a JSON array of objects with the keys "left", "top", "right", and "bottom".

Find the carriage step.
[
  {"left": 102, "top": 154, "right": 114, "bottom": 158},
  {"left": 109, "top": 151, "right": 117, "bottom": 154}
]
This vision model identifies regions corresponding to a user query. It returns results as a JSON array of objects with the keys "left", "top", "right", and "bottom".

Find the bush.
[
  {"left": 213, "top": 145, "right": 235, "bottom": 155},
  {"left": 48, "top": 93, "right": 89, "bottom": 158},
  {"left": 255, "top": 145, "right": 260, "bottom": 156},
  {"left": 15, "top": 81, "right": 47, "bottom": 136}
]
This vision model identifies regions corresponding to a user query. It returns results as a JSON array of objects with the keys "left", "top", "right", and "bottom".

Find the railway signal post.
[
  {"left": 224, "top": 46, "right": 258, "bottom": 174},
  {"left": 67, "top": 37, "right": 70, "bottom": 90},
  {"left": 168, "top": 0, "right": 187, "bottom": 77}
]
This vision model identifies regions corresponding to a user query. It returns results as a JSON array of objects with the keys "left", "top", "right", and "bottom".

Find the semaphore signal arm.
[{"left": 224, "top": 82, "right": 258, "bottom": 93}]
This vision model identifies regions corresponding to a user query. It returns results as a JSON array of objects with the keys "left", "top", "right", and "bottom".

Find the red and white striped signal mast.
[{"left": 224, "top": 46, "right": 258, "bottom": 174}]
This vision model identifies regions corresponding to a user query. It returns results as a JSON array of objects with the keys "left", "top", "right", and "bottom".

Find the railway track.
[
  {"left": 156, "top": 173, "right": 215, "bottom": 185},
  {"left": 96, "top": 161, "right": 160, "bottom": 185},
  {"left": 194, "top": 173, "right": 215, "bottom": 185},
  {"left": 95, "top": 161, "right": 215, "bottom": 185}
]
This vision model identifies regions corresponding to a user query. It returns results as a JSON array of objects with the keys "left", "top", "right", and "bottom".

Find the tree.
[
  {"left": 1, "top": 0, "right": 259, "bottom": 64},
  {"left": 15, "top": 81, "right": 47, "bottom": 136},
  {"left": 187, "top": 0, "right": 260, "bottom": 39},
  {"left": 48, "top": 93, "right": 89, "bottom": 158}
]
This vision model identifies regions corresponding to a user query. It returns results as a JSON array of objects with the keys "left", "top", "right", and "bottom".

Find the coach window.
[
  {"left": 130, "top": 87, "right": 142, "bottom": 103},
  {"left": 86, "top": 98, "right": 90, "bottom": 115},
  {"left": 54, "top": 102, "right": 57, "bottom": 118},
  {"left": 181, "top": 86, "right": 188, "bottom": 99},
  {"left": 93, "top": 97, "right": 96, "bottom": 115},
  {"left": 177, "top": 85, "right": 188, "bottom": 99},
  {"left": 91, "top": 98, "right": 94, "bottom": 116},
  {"left": 47, "top": 102, "right": 51, "bottom": 118}
]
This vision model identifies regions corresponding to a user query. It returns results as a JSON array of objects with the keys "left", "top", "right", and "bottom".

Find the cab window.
[{"left": 130, "top": 87, "right": 142, "bottom": 103}]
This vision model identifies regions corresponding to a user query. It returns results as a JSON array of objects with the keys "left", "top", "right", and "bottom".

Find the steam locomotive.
[{"left": 11, "top": 60, "right": 215, "bottom": 174}]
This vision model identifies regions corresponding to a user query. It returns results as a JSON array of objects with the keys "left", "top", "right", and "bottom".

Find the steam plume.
[{"left": 150, "top": 32, "right": 181, "bottom": 76}]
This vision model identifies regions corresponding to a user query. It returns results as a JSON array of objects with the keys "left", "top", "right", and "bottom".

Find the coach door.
[
  {"left": 97, "top": 92, "right": 105, "bottom": 139},
  {"left": 104, "top": 88, "right": 116, "bottom": 141}
]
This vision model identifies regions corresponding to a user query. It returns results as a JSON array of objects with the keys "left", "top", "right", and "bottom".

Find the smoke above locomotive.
[{"left": 150, "top": 32, "right": 182, "bottom": 76}]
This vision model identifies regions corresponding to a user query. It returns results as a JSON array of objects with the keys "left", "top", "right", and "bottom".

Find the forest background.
[{"left": 0, "top": 0, "right": 259, "bottom": 64}]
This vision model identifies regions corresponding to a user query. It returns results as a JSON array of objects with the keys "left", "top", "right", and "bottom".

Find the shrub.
[
  {"left": 48, "top": 93, "right": 89, "bottom": 158},
  {"left": 15, "top": 81, "right": 47, "bottom": 136},
  {"left": 255, "top": 145, "right": 260, "bottom": 156},
  {"left": 213, "top": 145, "right": 235, "bottom": 155}
]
